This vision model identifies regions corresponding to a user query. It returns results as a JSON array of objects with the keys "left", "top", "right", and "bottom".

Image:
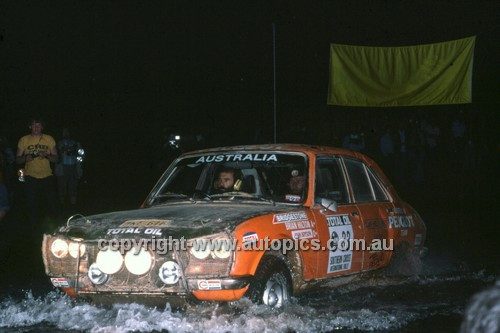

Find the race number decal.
[{"left": 326, "top": 215, "right": 353, "bottom": 273}]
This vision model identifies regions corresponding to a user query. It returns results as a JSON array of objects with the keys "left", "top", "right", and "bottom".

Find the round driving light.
[
  {"left": 190, "top": 245, "right": 211, "bottom": 260},
  {"left": 124, "top": 247, "right": 153, "bottom": 275},
  {"left": 158, "top": 261, "right": 181, "bottom": 285},
  {"left": 96, "top": 248, "right": 124, "bottom": 275},
  {"left": 51, "top": 239, "right": 69, "bottom": 258},
  {"left": 88, "top": 263, "right": 108, "bottom": 285},
  {"left": 69, "top": 242, "right": 86, "bottom": 258}
]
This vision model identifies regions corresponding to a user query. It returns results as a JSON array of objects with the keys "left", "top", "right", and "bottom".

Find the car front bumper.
[{"left": 51, "top": 276, "right": 252, "bottom": 304}]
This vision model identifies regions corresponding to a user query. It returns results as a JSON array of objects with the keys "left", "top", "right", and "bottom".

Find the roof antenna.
[{"left": 273, "top": 22, "right": 277, "bottom": 144}]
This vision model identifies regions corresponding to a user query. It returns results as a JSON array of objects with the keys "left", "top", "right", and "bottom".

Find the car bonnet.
[{"left": 58, "top": 203, "right": 295, "bottom": 240}]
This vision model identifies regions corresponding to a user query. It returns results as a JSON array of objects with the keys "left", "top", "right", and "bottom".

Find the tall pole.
[{"left": 273, "top": 23, "right": 277, "bottom": 144}]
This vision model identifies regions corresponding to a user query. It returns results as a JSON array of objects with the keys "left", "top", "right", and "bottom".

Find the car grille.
[{"left": 43, "top": 234, "right": 232, "bottom": 294}]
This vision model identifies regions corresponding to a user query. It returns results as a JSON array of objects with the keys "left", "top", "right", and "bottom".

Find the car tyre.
[{"left": 247, "top": 255, "right": 292, "bottom": 308}]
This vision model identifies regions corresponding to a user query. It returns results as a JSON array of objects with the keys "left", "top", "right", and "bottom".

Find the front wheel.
[{"left": 246, "top": 256, "right": 292, "bottom": 308}]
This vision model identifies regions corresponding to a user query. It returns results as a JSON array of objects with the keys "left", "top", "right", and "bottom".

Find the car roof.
[
  {"left": 186, "top": 144, "right": 357, "bottom": 157},
  {"left": 183, "top": 144, "right": 398, "bottom": 200}
]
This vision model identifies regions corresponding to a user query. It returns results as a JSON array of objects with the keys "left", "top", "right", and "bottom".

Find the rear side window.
[
  {"left": 343, "top": 158, "right": 374, "bottom": 203},
  {"left": 315, "top": 158, "right": 349, "bottom": 204},
  {"left": 367, "top": 168, "right": 389, "bottom": 201}
]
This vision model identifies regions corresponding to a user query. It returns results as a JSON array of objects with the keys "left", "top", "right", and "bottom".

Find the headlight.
[
  {"left": 189, "top": 233, "right": 233, "bottom": 260},
  {"left": 68, "top": 242, "right": 86, "bottom": 258},
  {"left": 124, "top": 247, "right": 153, "bottom": 275},
  {"left": 96, "top": 248, "right": 124, "bottom": 275},
  {"left": 88, "top": 263, "right": 108, "bottom": 285},
  {"left": 213, "top": 238, "right": 231, "bottom": 259},
  {"left": 190, "top": 245, "right": 211, "bottom": 260},
  {"left": 158, "top": 261, "right": 181, "bottom": 285},
  {"left": 51, "top": 239, "right": 69, "bottom": 258}
]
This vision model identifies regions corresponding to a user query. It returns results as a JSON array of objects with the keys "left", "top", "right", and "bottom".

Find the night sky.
[{"left": 1, "top": 0, "right": 499, "bottom": 207}]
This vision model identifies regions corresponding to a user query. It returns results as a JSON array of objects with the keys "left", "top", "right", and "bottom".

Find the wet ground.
[
  {"left": 0, "top": 267, "right": 497, "bottom": 332},
  {"left": 0, "top": 179, "right": 498, "bottom": 332}
]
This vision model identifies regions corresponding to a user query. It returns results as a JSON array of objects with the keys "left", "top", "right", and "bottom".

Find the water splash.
[
  {"left": 0, "top": 271, "right": 495, "bottom": 332},
  {"left": 0, "top": 292, "right": 417, "bottom": 332},
  {"left": 460, "top": 280, "right": 500, "bottom": 333}
]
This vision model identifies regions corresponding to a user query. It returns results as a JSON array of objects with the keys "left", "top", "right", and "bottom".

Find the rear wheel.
[{"left": 247, "top": 256, "right": 292, "bottom": 308}]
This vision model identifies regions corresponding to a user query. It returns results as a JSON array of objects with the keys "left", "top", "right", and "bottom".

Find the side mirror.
[{"left": 320, "top": 198, "right": 338, "bottom": 212}]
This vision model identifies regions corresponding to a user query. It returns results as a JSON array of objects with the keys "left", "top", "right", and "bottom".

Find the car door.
[
  {"left": 311, "top": 155, "right": 365, "bottom": 278},
  {"left": 342, "top": 157, "right": 393, "bottom": 271}
]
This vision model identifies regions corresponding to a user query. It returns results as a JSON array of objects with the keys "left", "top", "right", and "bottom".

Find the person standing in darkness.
[
  {"left": 56, "top": 127, "right": 82, "bottom": 205},
  {"left": 16, "top": 117, "right": 58, "bottom": 225}
]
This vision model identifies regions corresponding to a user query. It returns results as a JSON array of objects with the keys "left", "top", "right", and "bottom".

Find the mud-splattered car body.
[{"left": 42, "top": 144, "right": 426, "bottom": 307}]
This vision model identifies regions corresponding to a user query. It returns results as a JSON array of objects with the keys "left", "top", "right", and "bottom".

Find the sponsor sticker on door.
[{"left": 326, "top": 215, "right": 353, "bottom": 273}]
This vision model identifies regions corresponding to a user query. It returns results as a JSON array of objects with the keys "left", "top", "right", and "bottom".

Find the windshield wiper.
[
  {"left": 153, "top": 192, "right": 190, "bottom": 203},
  {"left": 191, "top": 189, "right": 212, "bottom": 200},
  {"left": 250, "top": 195, "right": 275, "bottom": 205},
  {"left": 210, "top": 193, "right": 275, "bottom": 205}
]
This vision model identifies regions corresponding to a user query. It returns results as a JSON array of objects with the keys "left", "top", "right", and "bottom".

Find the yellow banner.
[{"left": 327, "top": 37, "right": 475, "bottom": 107}]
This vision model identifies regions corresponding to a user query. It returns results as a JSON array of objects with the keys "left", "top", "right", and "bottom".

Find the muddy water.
[{"left": 0, "top": 268, "right": 496, "bottom": 333}]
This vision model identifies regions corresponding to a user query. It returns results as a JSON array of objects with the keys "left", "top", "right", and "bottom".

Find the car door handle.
[{"left": 350, "top": 211, "right": 359, "bottom": 217}]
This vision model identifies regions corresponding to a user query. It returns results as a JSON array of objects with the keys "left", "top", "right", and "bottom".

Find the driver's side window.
[{"left": 315, "top": 157, "right": 349, "bottom": 204}]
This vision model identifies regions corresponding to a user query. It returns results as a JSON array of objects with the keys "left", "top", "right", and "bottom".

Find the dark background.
[{"left": 0, "top": 0, "right": 499, "bottom": 279}]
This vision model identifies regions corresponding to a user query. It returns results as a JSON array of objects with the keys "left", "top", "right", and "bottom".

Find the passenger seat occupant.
[{"left": 286, "top": 169, "right": 305, "bottom": 202}]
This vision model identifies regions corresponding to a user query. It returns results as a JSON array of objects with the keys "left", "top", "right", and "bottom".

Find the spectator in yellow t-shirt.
[{"left": 16, "top": 117, "right": 58, "bottom": 225}]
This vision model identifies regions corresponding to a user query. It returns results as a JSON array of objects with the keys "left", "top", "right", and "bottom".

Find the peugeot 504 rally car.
[{"left": 42, "top": 144, "right": 426, "bottom": 307}]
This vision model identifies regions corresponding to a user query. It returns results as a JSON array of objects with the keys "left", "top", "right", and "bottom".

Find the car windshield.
[{"left": 147, "top": 152, "right": 308, "bottom": 206}]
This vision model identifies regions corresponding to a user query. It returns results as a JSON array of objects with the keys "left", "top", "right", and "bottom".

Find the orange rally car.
[{"left": 42, "top": 144, "right": 426, "bottom": 308}]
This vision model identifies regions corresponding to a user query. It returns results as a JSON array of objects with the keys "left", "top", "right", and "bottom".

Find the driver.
[{"left": 213, "top": 168, "right": 242, "bottom": 193}]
